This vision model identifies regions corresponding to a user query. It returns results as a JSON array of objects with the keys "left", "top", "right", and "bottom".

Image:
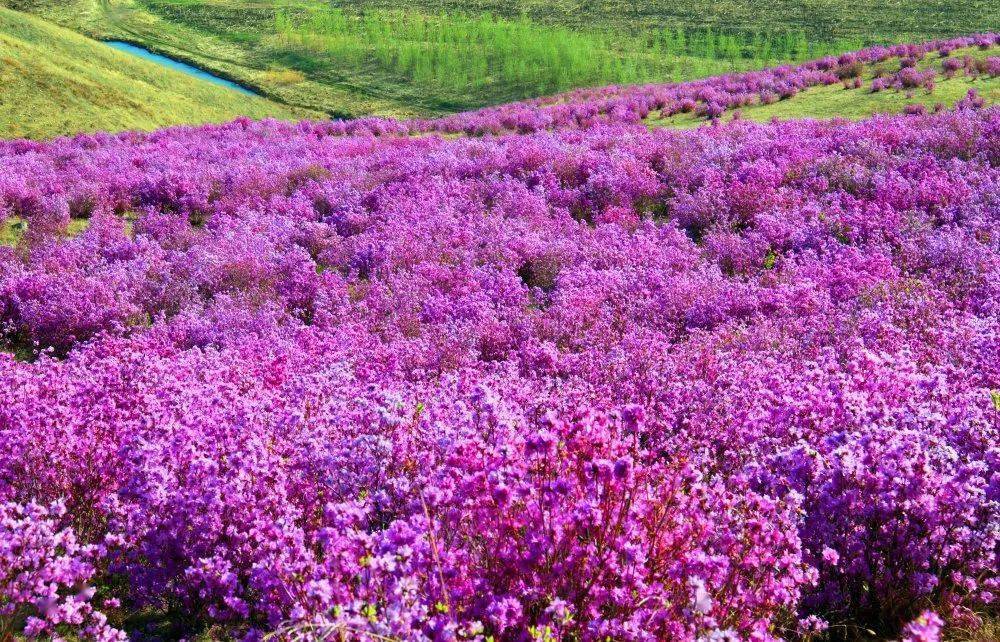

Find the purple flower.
[{"left": 0, "top": 33, "right": 997, "bottom": 641}]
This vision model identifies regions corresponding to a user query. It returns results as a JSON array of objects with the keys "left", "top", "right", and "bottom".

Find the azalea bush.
[{"left": 0, "top": 501, "right": 124, "bottom": 641}]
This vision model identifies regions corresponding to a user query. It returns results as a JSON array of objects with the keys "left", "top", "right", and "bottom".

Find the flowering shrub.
[
  {"left": 899, "top": 611, "right": 945, "bottom": 642},
  {"left": 0, "top": 501, "right": 124, "bottom": 641},
  {"left": 423, "top": 409, "right": 812, "bottom": 641},
  {"left": 0, "top": 37, "right": 998, "bottom": 642},
  {"left": 756, "top": 431, "right": 998, "bottom": 634}
]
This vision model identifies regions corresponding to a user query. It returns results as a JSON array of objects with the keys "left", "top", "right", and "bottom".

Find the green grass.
[
  {"left": 0, "top": 216, "right": 26, "bottom": 246},
  {"left": 646, "top": 46, "right": 1000, "bottom": 129},
  {"left": 0, "top": 6, "right": 312, "bottom": 139},
  {"left": 0, "top": 1, "right": 997, "bottom": 133},
  {"left": 267, "top": 7, "right": 857, "bottom": 113},
  {"left": 0, "top": 0, "right": 874, "bottom": 119},
  {"left": 4, "top": 0, "right": 419, "bottom": 119},
  {"left": 333, "top": 0, "right": 1000, "bottom": 44},
  {"left": 0, "top": 216, "right": 91, "bottom": 246}
]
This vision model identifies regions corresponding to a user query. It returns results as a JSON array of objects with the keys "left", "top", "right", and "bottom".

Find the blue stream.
[{"left": 105, "top": 40, "right": 258, "bottom": 96}]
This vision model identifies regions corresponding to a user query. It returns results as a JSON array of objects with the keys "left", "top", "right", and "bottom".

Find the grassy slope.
[
  {"left": 647, "top": 46, "right": 1000, "bottom": 129},
  {"left": 0, "top": 6, "right": 311, "bottom": 139},
  {"left": 263, "top": 7, "right": 803, "bottom": 115},
  {"left": 5, "top": 0, "right": 997, "bottom": 121},
  {"left": 337, "top": 0, "right": 1000, "bottom": 43},
  {"left": 4, "top": 0, "right": 423, "bottom": 119},
  {"left": 0, "top": 1, "right": 997, "bottom": 135},
  {"left": 0, "top": 0, "right": 896, "bottom": 119},
  {"left": 6, "top": 0, "right": 796, "bottom": 118}
]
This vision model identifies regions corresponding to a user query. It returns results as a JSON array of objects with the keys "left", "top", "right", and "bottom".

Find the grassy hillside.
[
  {"left": 336, "top": 0, "right": 1000, "bottom": 44},
  {"left": 3, "top": 0, "right": 872, "bottom": 118},
  {"left": 5, "top": 0, "right": 447, "bottom": 119},
  {"left": 0, "top": 7, "right": 310, "bottom": 139},
  {"left": 1, "top": 1, "right": 997, "bottom": 131},
  {"left": 647, "top": 45, "right": 1000, "bottom": 129}
]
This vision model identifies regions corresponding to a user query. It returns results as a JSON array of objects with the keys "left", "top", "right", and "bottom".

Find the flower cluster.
[
  {"left": 0, "top": 38, "right": 998, "bottom": 642},
  {"left": 899, "top": 611, "right": 945, "bottom": 642},
  {"left": 0, "top": 501, "right": 124, "bottom": 641}
]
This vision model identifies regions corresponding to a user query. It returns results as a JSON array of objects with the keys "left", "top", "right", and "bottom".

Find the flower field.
[{"left": 0, "top": 35, "right": 999, "bottom": 642}]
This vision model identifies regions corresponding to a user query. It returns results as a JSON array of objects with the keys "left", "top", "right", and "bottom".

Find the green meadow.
[
  {"left": 334, "top": 0, "right": 1000, "bottom": 44},
  {"left": 0, "top": 0, "right": 996, "bottom": 137},
  {"left": 646, "top": 45, "right": 1000, "bottom": 128},
  {"left": 0, "top": 0, "right": 882, "bottom": 118},
  {"left": 0, "top": 6, "right": 309, "bottom": 139}
]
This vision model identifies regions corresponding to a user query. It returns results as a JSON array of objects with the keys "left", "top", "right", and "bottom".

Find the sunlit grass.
[
  {"left": 267, "top": 6, "right": 861, "bottom": 112},
  {"left": 1, "top": 0, "right": 891, "bottom": 119},
  {"left": 646, "top": 46, "right": 1000, "bottom": 129},
  {"left": 0, "top": 6, "right": 308, "bottom": 139},
  {"left": 331, "top": 0, "right": 999, "bottom": 44},
  {"left": 0, "top": 216, "right": 91, "bottom": 246}
]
